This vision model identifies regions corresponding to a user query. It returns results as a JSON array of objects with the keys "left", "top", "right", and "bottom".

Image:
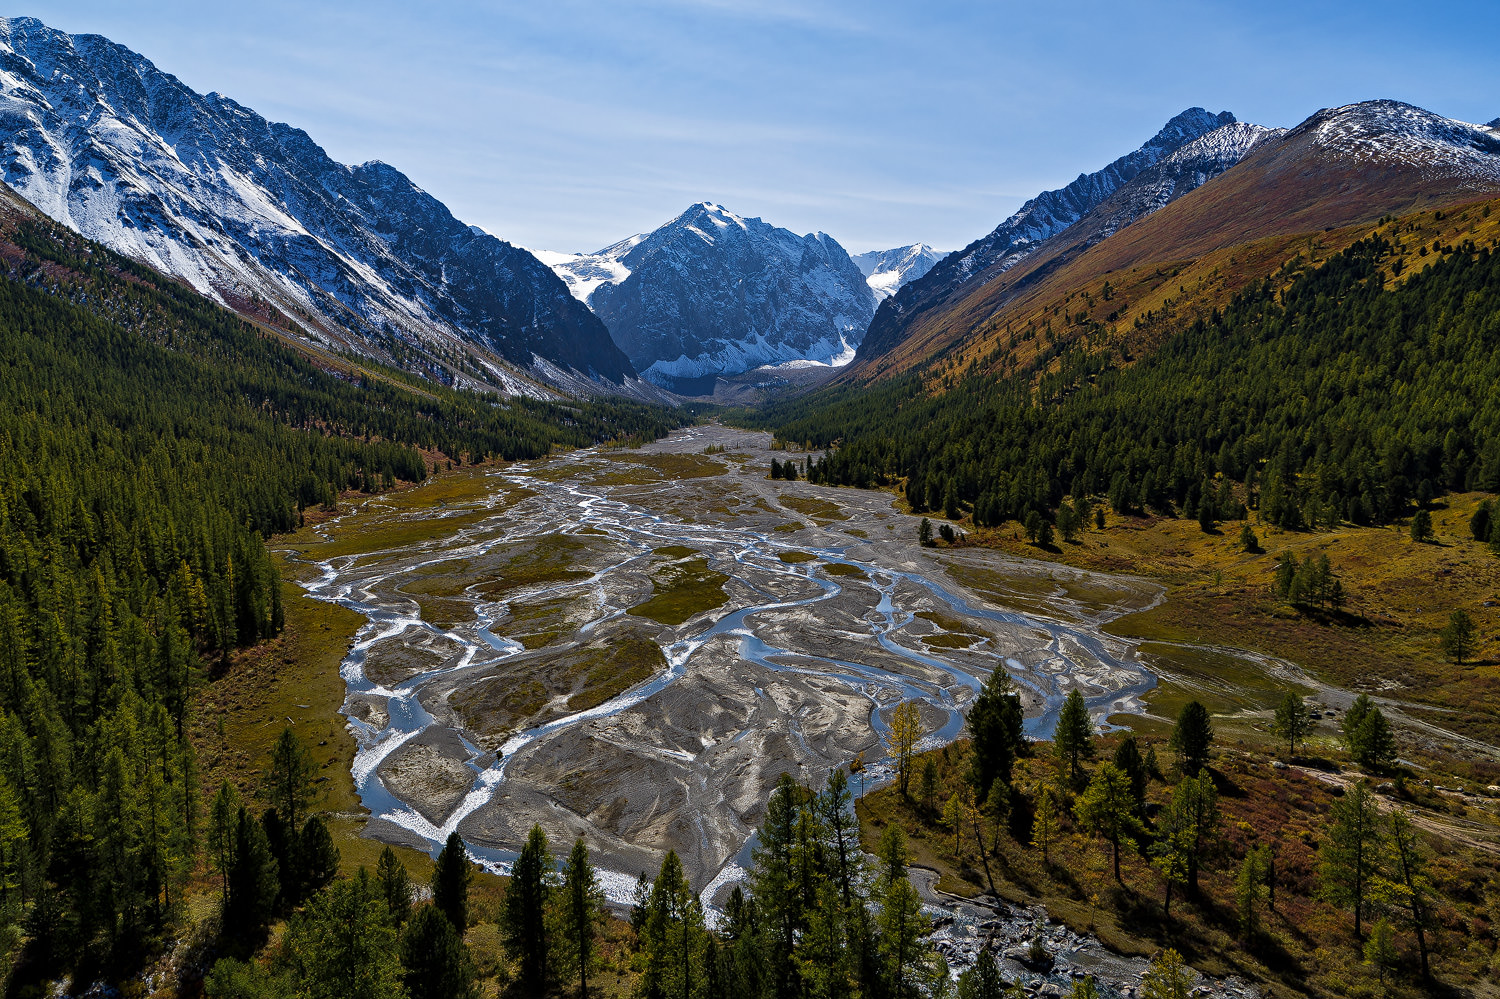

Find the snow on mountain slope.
[
  {"left": 851, "top": 243, "right": 945, "bottom": 301},
  {"left": 576, "top": 203, "right": 876, "bottom": 391},
  {"left": 535, "top": 234, "right": 643, "bottom": 303},
  {"left": 1304, "top": 100, "right": 1500, "bottom": 182},
  {"left": 1083, "top": 121, "right": 1285, "bottom": 243},
  {"left": 0, "top": 16, "right": 644, "bottom": 396},
  {"left": 856, "top": 107, "right": 1236, "bottom": 363}
]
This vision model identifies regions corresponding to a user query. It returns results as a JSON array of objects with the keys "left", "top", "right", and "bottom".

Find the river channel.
[{"left": 291, "top": 425, "right": 1260, "bottom": 995}]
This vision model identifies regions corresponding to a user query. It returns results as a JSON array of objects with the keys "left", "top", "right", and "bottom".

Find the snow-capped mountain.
[
  {"left": 549, "top": 203, "right": 876, "bottom": 391},
  {"left": 1300, "top": 100, "right": 1500, "bottom": 183},
  {"left": 851, "top": 243, "right": 945, "bottom": 301},
  {"left": 0, "top": 16, "right": 641, "bottom": 396},
  {"left": 857, "top": 107, "right": 1236, "bottom": 361}
]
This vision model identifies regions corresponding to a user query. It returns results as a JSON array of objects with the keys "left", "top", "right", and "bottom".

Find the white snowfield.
[{"left": 851, "top": 243, "right": 946, "bottom": 301}]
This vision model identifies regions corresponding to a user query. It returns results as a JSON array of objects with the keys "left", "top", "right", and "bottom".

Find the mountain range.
[
  {"left": 545, "top": 203, "right": 876, "bottom": 392},
  {"left": 847, "top": 100, "right": 1500, "bottom": 381},
  {"left": 0, "top": 15, "right": 648, "bottom": 398}
]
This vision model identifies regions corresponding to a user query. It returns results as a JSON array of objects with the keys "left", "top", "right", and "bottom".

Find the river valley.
[{"left": 289, "top": 424, "right": 1272, "bottom": 995}]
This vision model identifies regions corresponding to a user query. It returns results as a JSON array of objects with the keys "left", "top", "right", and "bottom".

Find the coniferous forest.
[
  {"left": 752, "top": 238, "right": 1500, "bottom": 532},
  {"left": 0, "top": 209, "right": 677, "bottom": 975}
]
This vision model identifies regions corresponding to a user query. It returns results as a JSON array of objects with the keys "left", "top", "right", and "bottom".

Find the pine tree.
[
  {"left": 433, "top": 832, "right": 472, "bottom": 933},
  {"left": 299, "top": 815, "right": 340, "bottom": 899},
  {"left": 226, "top": 806, "right": 279, "bottom": 941},
  {"left": 560, "top": 837, "right": 605, "bottom": 999},
  {"left": 919, "top": 758, "right": 939, "bottom": 813},
  {"left": 401, "top": 905, "right": 479, "bottom": 999},
  {"left": 1343, "top": 694, "right": 1375, "bottom": 760},
  {"left": 1234, "top": 846, "right": 1271, "bottom": 939},
  {"left": 1169, "top": 701, "right": 1214, "bottom": 777},
  {"left": 1410, "top": 509, "right": 1433, "bottom": 542},
  {"left": 1053, "top": 690, "right": 1095, "bottom": 786},
  {"left": 1112, "top": 735, "right": 1148, "bottom": 815},
  {"left": 265, "top": 726, "right": 317, "bottom": 835},
  {"left": 503, "top": 825, "right": 551, "bottom": 992},
  {"left": 1385, "top": 810, "right": 1432, "bottom": 978},
  {"left": 1153, "top": 772, "right": 1220, "bottom": 903},
  {"left": 969, "top": 669, "right": 1024, "bottom": 800},
  {"left": 209, "top": 780, "right": 241, "bottom": 903},
  {"left": 1353, "top": 709, "right": 1397, "bottom": 773},
  {"left": 1319, "top": 780, "right": 1382, "bottom": 938},
  {"left": 877, "top": 874, "right": 931, "bottom": 999},
  {"left": 1031, "top": 784, "right": 1059, "bottom": 866}
]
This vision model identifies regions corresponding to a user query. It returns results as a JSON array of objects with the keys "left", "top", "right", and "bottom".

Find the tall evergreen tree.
[
  {"left": 560, "top": 837, "right": 605, "bottom": 999},
  {"left": 401, "top": 904, "right": 479, "bottom": 999},
  {"left": 503, "top": 824, "right": 553, "bottom": 992},
  {"left": 226, "top": 806, "right": 279, "bottom": 941},
  {"left": 283, "top": 870, "right": 404, "bottom": 999},
  {"left": 433, "top": 831, "right": 473, "bottom": 933},
  {"left": 969, "top": 671, "right": 1025, "bottom": 800},
  {"left": 1168, "top": 701, "right": 1214, "bottom": 777},
  {"left": 375, "top": 846, "right": 412, "bottom": 927}
]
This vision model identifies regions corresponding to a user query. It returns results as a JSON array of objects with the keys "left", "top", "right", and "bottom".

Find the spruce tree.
[
  {"left": 401, "top": 904, "right": 479, "bottom": 999},
  {"left": 560, "top": 837, "right": 605, "bottom": 999},
  {"left": 503, "top": 825, "right": 552, "bottom": 992},
  {"left": 432, "top": 831, "right": 472, "bottom": 933},
  {"left": 1169, "top": 701, "right": 1214, "bottom": 777}
]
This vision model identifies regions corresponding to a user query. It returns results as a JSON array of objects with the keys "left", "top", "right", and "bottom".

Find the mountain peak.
[
  {"left": 0, "top": 14, "right": 640, "bottom": 393},
  {"left": 1152, "top": 107, "right": 1238, "bottom": 149}
]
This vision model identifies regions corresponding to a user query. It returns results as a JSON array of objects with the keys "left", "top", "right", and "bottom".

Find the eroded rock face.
[{"left": 301, "top": 426, "right": 1159, "bottom": 889}]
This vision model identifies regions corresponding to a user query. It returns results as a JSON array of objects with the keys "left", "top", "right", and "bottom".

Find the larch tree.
[
  {"left": 1075, "top": 762, "right": 1146, "bottom": 882},
  {"left": 890, "top": 701, "right": 923, "bottom": 798},
  {"left": 1053, "top": 689, "right": 1095, "bottom": 787},
  {"left": 1319, "top": 780, "right": 1382, "bottom": 938},
  {"left": 1271, "top": 691, "right": 1311, "bottom": 759}
]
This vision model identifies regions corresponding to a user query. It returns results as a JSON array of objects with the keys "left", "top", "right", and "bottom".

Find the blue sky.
[{"left": 30, "top": 1, "right": 1500, "bottom": 254}]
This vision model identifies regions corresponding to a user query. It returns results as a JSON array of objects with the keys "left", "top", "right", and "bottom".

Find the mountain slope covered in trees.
[{"left": 755, "top": 220, "right": 1500, "bottom": 533}]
